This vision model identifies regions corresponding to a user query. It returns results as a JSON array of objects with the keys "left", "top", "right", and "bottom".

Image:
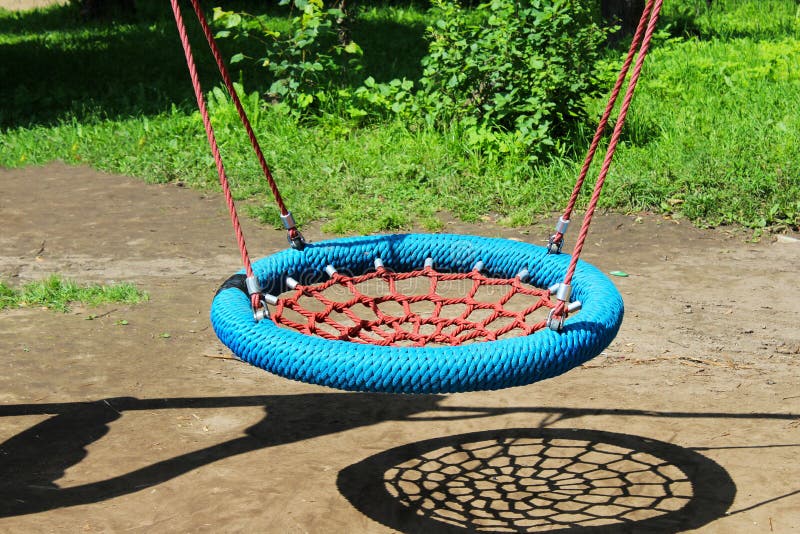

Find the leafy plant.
[
  {"left": 347, "top": 76, "right": 415, "bottom": 120},
  {"left": 417, "top": 0, "right": 607, "bottom": 160},
  {"left": 213, "top": 0, "right": 363, "bottom": 116}
]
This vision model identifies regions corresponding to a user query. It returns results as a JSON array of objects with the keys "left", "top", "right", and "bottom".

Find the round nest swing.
[
  {"left": 211, "top": 234, "right": 623, "bottom": 393},
  {"left": 171, "top": 0, "right": 664, "bottom": 393}
]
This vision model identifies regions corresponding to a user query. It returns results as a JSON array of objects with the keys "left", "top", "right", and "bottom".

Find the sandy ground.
[
  {"left": 0, "top": 0, "right": 67, "bottom": 11},
  {"left": 0, "top": 162, "right": 798, "bottom": 533}
]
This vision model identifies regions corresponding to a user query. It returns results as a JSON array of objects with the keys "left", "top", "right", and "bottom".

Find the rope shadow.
[
  {"left": 337, "top": 428, "right": 737, "bottom": 533},
  {"left": 0, "top": 394, "right": 796, "bottom": 523}
]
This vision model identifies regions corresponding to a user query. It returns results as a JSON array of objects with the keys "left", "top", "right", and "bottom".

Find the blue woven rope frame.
[{"left": 211, "top": 234, "right": 623, "bottom": 393}]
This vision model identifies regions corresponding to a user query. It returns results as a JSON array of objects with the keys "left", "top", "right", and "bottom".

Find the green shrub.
[
  {"left": 211, "top": 0, "right": 606, "bottom": 160},
  {"left": 213, "top": 0, "right": 362, "bottom": 116},
  {"left": 417, "top": 0, "right": 607, "bottom": 161}
]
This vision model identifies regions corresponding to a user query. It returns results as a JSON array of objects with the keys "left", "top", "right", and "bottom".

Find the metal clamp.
[
  {"left": 287, "top": 231, "right": 306, "bottom": 250},
  {"left": 547, "top": 216, "right": 570, "bottom": 254},
  {"left": 280, "top": 211, "right": 297, "bottom": 230},
  {"left": 546, "top": 308, "right": 565, "bottom": 331},
  {"left": 472, "top": 260, "right": 485, "bottom": 272},
  {"left": 546, "top": 282, "right": 581, "bottom": 331},
  {"left": 549, "top": 282, "right": 572, "bottom": 303},
  {"left": 254, "top": 302, "right": 269, "bottom": 322},
  {"left": 424, "top": 257, "right": 434, "bottom": 269},
  {"left": 555, "top": 216, "right": 570, "bottom": 234},
  {"left": 546, "top": 301, "right": 583, "bottom": 332},
  {"left": 547, "top": 235, "right": 564, "bottom": 254},
  {"left": 281, "top": 212, "right": 306, "bottom": 250},
  {"left": 247, "top": 275, "right": 278, "bottom": 322},
  {"left": 252, "top": 293, "right": 278, "bottom": 322},
  {"left": 245, "top": 275, "right": 262, "bottom": 296}
]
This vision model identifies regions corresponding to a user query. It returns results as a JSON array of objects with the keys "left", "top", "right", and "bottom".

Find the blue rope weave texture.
[{"left": 211, "top": 234, "right": 624, "bottom": 393}]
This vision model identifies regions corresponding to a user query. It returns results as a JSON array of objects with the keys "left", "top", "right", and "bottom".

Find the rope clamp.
[
  {"left": 555, "top": 216, "right": 570, "bottom": 234},
  {"left": 547, "top": 217, "right": 570, "bottom": 254},
  {"left": 549, "top": 282, "right": 572, "bottom": 302},
  {"left": 546, "top": 283, "right": 582, "bottom": 332},
  {"left": 281, "top": 212, "right": 307, "bottom": 250},
  {"left": 247, "top": 275, "right": 278, "bottom": 322},
  {"left": 546, "top": 301, "right": 582, "bottom": 332},
  {"left": 245, "top": 275, "right": 262, "bottom": 296}
]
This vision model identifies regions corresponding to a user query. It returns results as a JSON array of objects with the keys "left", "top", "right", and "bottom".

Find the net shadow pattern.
[
  {"left": 272, "top": 266, "right": 558, "bottom": 347},
  {"left": 382, "top": 435, "right": 692, "bottom": 532}
]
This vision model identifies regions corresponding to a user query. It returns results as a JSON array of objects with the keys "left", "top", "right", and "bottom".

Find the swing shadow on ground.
[
  {"left": 338, "top": 427, "right": 732, "bottom": 533},
  {"left": 0, "top": 393, "right": 798, "bottom": 531}
]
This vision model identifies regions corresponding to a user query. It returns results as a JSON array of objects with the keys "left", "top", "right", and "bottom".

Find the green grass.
[
  {"left": 0, "top": 276, "right": 148, "bottom": 312},
  {"left": 594, "top": 36, "right": 800, "bottom": 229},
  {"left": 662, "top": 0, "right": 800, "bottom": 41},
  {"left": 0, "top": 0, "right": 274, "bottom": 128},
  {"left": 0, "top": 0, "right": 798, "bottom": 233},
  {"left": 0, "top": 4, "right": 186, "bottom": 127}
]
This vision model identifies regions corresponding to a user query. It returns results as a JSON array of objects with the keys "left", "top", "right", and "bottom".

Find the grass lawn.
[
  {"left": 0, "top": 0, "right": 798, "bottom": 234},
  {"left": 0, "top": 275, "right": 147, "bottom": 312}
]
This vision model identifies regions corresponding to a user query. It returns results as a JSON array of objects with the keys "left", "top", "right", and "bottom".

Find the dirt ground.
[
  {"left": 0, "top": 0, "right": 68, "bottom": 11},
  {"left": 0, "top": 162, "right": 798, "bottom": 533}
]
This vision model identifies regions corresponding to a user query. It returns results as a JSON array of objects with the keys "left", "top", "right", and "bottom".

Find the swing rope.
[
  {"left": 185, "top": 0, "right": 305, "bottom": 251},
  {"left": 548, "top": 0, "right": 657, "bottom": 253},
  {"left": 549, "top": 0, "right": 663, "bottom": 328},
  {"left": 172, "top": 0, "right": 661, "bottom": 333},
  {"left": 170, "top": 0, "right": 306, "bottom": 313},
  {"left": 170, "top": 0, "right": 264, "bottom": 310}
]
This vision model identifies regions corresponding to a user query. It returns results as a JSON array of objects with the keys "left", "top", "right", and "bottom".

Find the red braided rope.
[
  {"left": 551, "top": 0, "right": 655, "bottom": 246},
  {"left": 186, "top": 0, "right": 291, "bottom": 218},
  {"left": 172, "top": 0, "right": 661, "bottom": 321},
  {"left": 169, "top": 0, "right": 260, "bottom": 309},
  {"left": 274, "top": 267, "right": 557, "bottom": 347},
  {"left": 554, "top": 0, "right": 663, "bottom": 320}
]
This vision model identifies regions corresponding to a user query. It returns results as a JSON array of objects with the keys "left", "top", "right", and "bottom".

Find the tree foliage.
[
  {"left": 418, "top": 0, "right": 606, "bottom": 159},
  {"left": 213, "top": 0, "right": 607, "bottom": 160}
]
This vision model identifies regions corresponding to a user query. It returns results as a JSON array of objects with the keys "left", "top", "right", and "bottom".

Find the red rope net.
[{"left": 273, "top": 266, "right": 561, "bottom": 347}]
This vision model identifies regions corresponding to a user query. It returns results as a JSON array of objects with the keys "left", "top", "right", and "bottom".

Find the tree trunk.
[
  {"left": 601, "top": 0, "right": 646, "bottom": 37},
  {"left": 334, "top": 0, "right": 351, "bottom": 46}
]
